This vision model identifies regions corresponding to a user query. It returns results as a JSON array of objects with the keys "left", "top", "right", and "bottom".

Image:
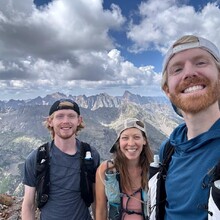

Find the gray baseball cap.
[
  {"left": 110, "top": 118, "right": 147, "bottom": 153},
  {"left": 162, "top": 36, "right": 220, "bottom": 76}
]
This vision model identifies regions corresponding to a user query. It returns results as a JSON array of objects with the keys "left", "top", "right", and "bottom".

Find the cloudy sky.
[{"left": 0, "top": 0, "right": 220, "bottom": 100}]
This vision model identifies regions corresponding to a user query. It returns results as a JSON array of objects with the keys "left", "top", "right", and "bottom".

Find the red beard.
[{"left": 169, "top": 76, "right": 220, "bottom": 114}]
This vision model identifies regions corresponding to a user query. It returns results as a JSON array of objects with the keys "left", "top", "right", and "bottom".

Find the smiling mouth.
[
  {"left": 61, "top": 127, "right": 72, "bottom": 130},
  {"left": 183, "top": 85, "right": 205, "bottom": 93},
  {"left": 127, "top": 148, "right": 137, "bottom": 152}
]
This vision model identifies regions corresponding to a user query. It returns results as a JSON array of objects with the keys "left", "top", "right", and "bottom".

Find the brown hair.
[{"left": 112, "top": 132, "right": 153, "bottom": 192}]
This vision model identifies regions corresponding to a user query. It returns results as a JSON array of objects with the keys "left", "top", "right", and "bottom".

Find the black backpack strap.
[
  {"left": 80, "top": 141, "right": 90, "bottom": 157},
  {"left": 36, "top": 142, "right": 51, "bottom": 209},
  {"left": 155, "top": 140, "right": 174, "bottom": 220},
  {"left": 211, "top": 160, "right": 220, "bottom": 210},
  {"left": 213, "top": 160, "right": 220, "bottom": 182},
  {"left": 80, "top": 141, "right": 95, "bottom": 207},
  {"left": 80, "top": 141, "right": 96, "bottom": 182}
]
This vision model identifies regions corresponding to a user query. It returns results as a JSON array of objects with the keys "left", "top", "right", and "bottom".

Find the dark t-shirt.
[{"left": 23, "top": 139, "right": 100, "bottom": 220}]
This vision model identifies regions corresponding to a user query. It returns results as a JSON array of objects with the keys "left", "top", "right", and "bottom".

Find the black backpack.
[
  {"left": 35, "top": 141, "right": 96, "bottom": 208},
  {"left": 148, "top": 141, "right": 174, "bottom": 220}
]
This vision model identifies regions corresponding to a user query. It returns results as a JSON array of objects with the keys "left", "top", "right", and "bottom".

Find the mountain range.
[{"left": 0, "top": 90, "right": 183, "bottom": 197}]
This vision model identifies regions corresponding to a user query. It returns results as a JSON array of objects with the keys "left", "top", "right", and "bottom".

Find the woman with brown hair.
[{"left": 96, "top": 118, "right": 153, "bottom": 220}]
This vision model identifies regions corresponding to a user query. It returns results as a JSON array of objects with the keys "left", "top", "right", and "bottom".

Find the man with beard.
[
  {"left": 21, "top": 99, "right": 100, "bottom": 220},
  {"left": 149, "top": 35, "right": 220, "bottom": 220}
]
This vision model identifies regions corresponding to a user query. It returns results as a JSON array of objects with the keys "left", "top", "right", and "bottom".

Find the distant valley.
[{"left": 0, "top": 90, "right": 182, "bottom": 197}]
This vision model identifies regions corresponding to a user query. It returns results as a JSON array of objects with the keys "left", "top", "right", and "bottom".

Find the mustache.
[{"left": 176, "top": 76, "right": 210, "bottom": 92}]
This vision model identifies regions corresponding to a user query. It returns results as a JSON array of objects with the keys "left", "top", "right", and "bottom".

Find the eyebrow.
[{"left": 169, "top": 53, "right": 212, "bottom": 68}]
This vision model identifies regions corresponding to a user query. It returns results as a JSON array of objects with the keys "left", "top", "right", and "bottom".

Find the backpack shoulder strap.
[
  {"left": 156, "top": 140, "right": 174, "bottom": 220},
  {"left": 36, "top": 143, "right": 50, "bottom": 173},
  {"left": 80, "top": 141, "right": 95, "bottom": 207},
  {"left": 211, "top": 160, "right": 220, "bottom": 210},
  {"left": 36, "top": 142, "right": 51, "bottom": 208},
  {"left": 80, "top": 141, "right": 95, "bottom": 177},
  {"left": 162, "top": 140, "right": 174, "bottom": 170},
  {"left": 80, "top": 141, "right": 91, "bottom": 158}
]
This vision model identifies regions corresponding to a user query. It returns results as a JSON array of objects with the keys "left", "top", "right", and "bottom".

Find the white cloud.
[
  {"left": 0, "top": 0, "right": 220, "bottom": 100},
  {"left": 127, "top": 0, "right": 220, "bottom": 54}
]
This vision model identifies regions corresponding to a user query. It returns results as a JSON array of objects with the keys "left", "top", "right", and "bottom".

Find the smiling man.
[
  {"left": 21, "top": 99, "right": 100, "bottom": 220},
  {"left": 148, "top": 35, "right": 220, "bottom": 220}
]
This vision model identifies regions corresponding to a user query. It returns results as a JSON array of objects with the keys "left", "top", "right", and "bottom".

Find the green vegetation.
[{"left": 0, "top": 174, "right": 13, "bottom": 194}]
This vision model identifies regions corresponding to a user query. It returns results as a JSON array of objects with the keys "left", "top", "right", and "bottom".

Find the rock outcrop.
[{"left": 0, "top": 194, "right": 40, "bottom": 220}]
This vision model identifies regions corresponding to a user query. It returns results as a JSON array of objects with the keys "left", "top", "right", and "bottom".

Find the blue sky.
[{"left": 0, "top": 0, "right": 220, "bottom": 100}]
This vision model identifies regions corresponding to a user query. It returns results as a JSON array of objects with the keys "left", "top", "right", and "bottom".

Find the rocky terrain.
[
  {"left": 0, "top": 194, "right": 22, "bottom": 220},
  {"left": 0, "top": 194, "right": 40, "bottom": 220}
]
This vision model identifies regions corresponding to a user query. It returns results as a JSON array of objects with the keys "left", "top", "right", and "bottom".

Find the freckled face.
[
  {"left": 119, "top": 127, "right": 146, "bottom": 161},
  {"left": 49, "top": 109, "right": 81, "bottom": 139}
]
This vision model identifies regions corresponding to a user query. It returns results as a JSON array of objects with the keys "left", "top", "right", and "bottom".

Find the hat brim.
[{"left": 109, "top": 138, "right": 118, "bottom": 153}]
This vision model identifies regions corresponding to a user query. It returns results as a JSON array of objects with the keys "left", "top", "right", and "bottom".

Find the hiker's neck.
[{"left": 54, "top": 135, "right": 77, "bottom": 154}]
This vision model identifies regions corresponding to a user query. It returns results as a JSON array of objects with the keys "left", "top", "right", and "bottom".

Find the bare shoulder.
[
  {"left": 97, "top": 160, "right": 113, "bottom": 172},
  {"left": 98, "top": 160, "right": 108, "bottom": 172}
]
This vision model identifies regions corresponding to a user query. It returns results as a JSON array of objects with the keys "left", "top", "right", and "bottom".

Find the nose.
[
  {"left": 182, "top": 61, "right": 198, "bottom": 79},
  {"left": 127, "top": 137, "right": 135, "bottom": 146},
  {"left": 62, "top": 115, "right": 70, "bottom": 123}
]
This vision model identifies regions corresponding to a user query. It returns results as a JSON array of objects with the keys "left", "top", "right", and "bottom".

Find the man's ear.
[
  {"left": 78, "top": 115, "right": 83, "bottom": 125},
  {"left": 47, "top": 116, "right": 53, "bottom": 127},
  {"left": 163, "top": 84, "right": 171, "bottom": 98}
]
